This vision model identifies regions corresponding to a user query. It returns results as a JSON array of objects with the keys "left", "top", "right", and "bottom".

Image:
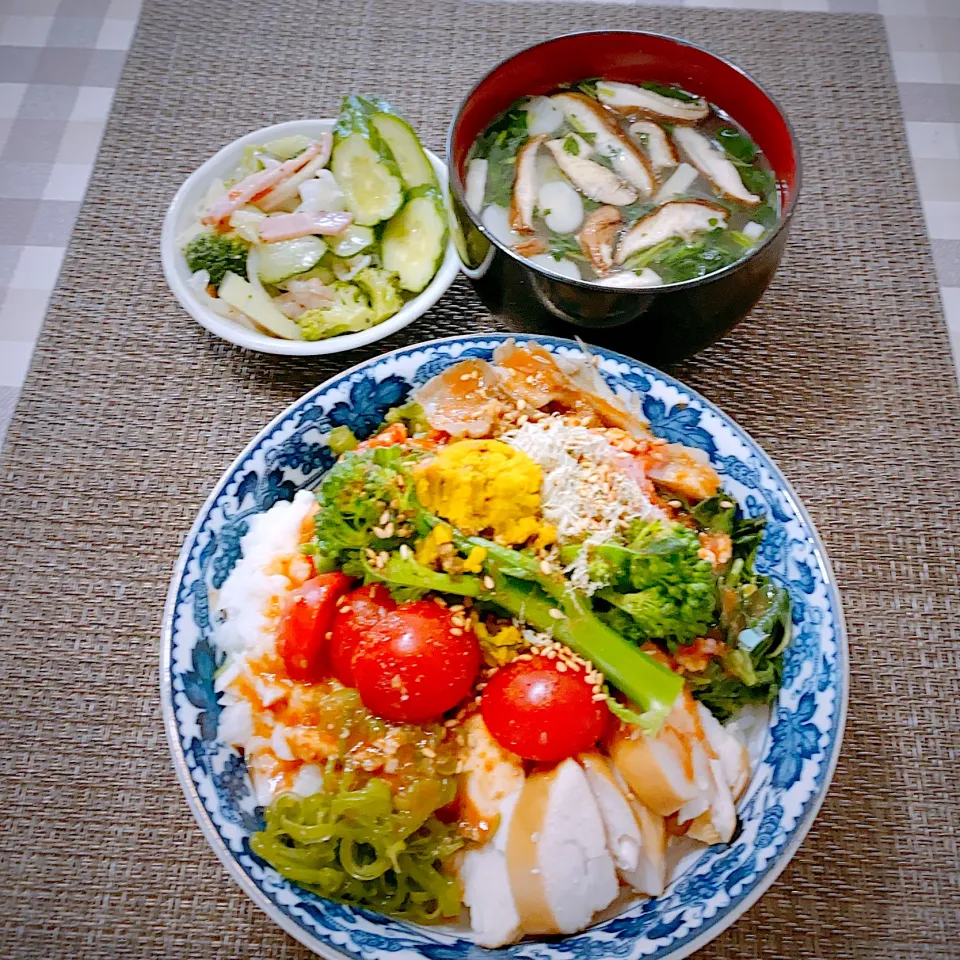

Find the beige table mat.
[{"left": 1, "top": 0, "right": 958, "bottom": 957}]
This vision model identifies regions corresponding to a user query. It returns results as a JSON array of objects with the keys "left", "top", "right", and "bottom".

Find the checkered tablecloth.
[{"left": 1, "top": 0, "right": 957, "bottom": 447}]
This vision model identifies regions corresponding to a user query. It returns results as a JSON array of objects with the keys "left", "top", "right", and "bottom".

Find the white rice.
[{"left": 214, "top": 490, "right": 317, "bottom": 805}]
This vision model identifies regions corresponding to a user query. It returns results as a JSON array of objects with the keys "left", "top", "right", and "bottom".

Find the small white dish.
[{"left": 161, "top": 118, "right": 460, "bottom": 356}]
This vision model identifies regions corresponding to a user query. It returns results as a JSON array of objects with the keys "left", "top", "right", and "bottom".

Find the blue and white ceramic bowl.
[{"left": 161, "top": 334, "right": 848, "bottom": 960}]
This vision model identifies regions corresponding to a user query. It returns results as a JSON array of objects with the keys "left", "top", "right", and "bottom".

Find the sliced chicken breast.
[
  {"left": 686, "top": 753, "right": 738, "bottom": 845},
  {"left": 698, "top": 703, "right": 751, "bottom": 801},
  {"left": 461, "top": 788, "right": 523, "bottom": 948},
  {"left": 621, "top": 793, "right": 667, "bottom": 897},
  {"left": 580, "top": 751, "right": 667, "bottom": 898},
  {"left": 607, "top": 723, "right": 699, "bottom": 816},
  {"left": 458, "top": 714, "right": 526, "bottom": 842},
  {"left": 507, "top": 758, "right": 618, "bottom": 936},
  {"left": 672, "top": 126, "right": 761, "bottom": 206},
  {"left": 596, "top": 81, "right": 709, "bottom": 124},
  {"left": 615, "top": 201, "right": 728, "bottom": 265},
  {"left": 579, "top": 751, "right": 642, "bottom": 872}
]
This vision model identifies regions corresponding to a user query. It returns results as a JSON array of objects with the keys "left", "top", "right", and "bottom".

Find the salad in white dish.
[{"left": 179, "top": 97, "right": 448, "bottom": 342}]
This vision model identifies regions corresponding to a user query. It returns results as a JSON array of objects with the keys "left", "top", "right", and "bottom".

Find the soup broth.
[{"left": 465, "top": 79, "right": 780, "bottom": 287}]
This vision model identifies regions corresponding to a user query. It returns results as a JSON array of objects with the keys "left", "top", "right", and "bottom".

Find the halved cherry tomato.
[
  {"left": 329, "top": 583, "right": 397, "bottom": 687},
  {"left": 351, "top": 600, "right": 480, "bottom": 724},
  {"left": 353, "top": 422, "right": 408, "bottom": 453},
  {"left": 276, "top": 572, "right": 353, "bottom": 683},
  {"left": 480, "top": 655, "right": 608, "bottom": 762}
]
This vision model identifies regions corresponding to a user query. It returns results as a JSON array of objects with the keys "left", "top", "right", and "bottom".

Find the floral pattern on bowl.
[{"left": 161, "top": 334, "right": 847, "bottom": 960}]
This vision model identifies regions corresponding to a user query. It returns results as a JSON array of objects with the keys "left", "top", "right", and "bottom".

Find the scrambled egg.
[{"left": 414, "top": 439, "right": 551, "bottom": 547}]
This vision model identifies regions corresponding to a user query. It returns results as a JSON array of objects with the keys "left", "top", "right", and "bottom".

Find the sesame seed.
[
  {"left": 399, "top": 544, "right": 412, "bottom": 559},
  {"left": 335, "top": 595, "right": 346, "bottom": 607},
  {"left": 380, "top": 510, "right": 391, "bottom": 525},
  {"left": 555, "top": 662, "right": 568, "bottom": 672},
  {"left": 422, "top": 746, "right": 436, "bottom": 758},
  {"left": 539, "top": 559, "right": 552, "bottom": 575},
  {"left": 516, "top": 399, "right": 527, "bottom": 411},
  {"left": 668, "top": 499, "right": 682, "bottom": 509},
  {"left": 383, "top": 522, "right": 395, "bottom": 538},
  {"left": 339, "top": 605, "right": 352, "bottom": 614},
  {"left": 548, "top": 608, "right": 565, "bottom": 620},
  {"left": 434, "top": 596, "right": 448, "bottom": 607},
  {"left": 450, "top": 604, "right": 465, "bottom": 613},
  {"left": 720, "top": 500, "right": 733, "bottom": 509},
  {"left": 451, "top": 627, "right": 464, "bottom": 636},
  {"left": 483, "top": 575, "right": 495, "bottom": 590},
  {"left": 592, "top": 693, "right": 608, "bottom": 702},
  {"left": 460, "top": 373, "right": 473, "bottom": 381},
  {"left": 324, "top": 631, "right": 333, "bottom": 641}
]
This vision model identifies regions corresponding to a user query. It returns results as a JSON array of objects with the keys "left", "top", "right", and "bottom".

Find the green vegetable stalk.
[{"left": 307, "top": 447, "right": 684, "bottom": 731}]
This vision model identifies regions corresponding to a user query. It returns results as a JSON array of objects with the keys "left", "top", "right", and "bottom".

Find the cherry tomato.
[
  {"left": 480, "top": 656, "right": 608, "bottom": 762},
  {"left": 329, "top": 583, "right": 397, "bottom": 687},
  {"left": 351, "top": 600, "right": 481, "bottom": 724},
  {"left": 277, "top": 573, "right": 354, "bottom": 683}
]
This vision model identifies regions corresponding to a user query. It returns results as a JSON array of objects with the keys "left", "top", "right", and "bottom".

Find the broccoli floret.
[
  {"left": 597, "top": 520, "right": 716, "bottom": 643},
  {"left": 183, "top": 233, "right": 249, "bottom": 285},
  {"left": 297, "top": 283, "right": 375, "bottom": 340},
  {"left": 354, "top": 267, "right": 404, "bottom": 322},
  {"left": 311, "top": 445, "right": 428, "bottom": 568}
]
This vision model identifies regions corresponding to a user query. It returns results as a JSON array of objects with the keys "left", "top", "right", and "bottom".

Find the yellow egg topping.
[{"left": 414, "top": 439, "right": 549, "bottom": 546}]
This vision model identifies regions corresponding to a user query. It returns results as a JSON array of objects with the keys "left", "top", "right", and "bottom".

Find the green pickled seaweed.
[{"left": 251, "top": 770, "right": 463, "bottom": 922}]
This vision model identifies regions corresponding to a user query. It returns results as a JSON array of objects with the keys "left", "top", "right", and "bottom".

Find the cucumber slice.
[
  {"left": 380, "top": 185, "right": 448, "bottom": 293},
  {"left": 332, "top": 101, "right": 404, "bottom": 226},
  {"left": 371, "top": 113, "right": 436, "bottom": 189},
  {"left": 262, "top": 135, "right": 312, "bottom": 160},
  {"left": 332, "top": 132, "right": 404, "bottom": 226},
  {"left": 218, "top": 272, "right": 303, "bottom": 339},
  {"left": 256, "top": 236, "right": 326, "bottom": 284},
  {"left": 332, "top": 224, "right": 376, "bottom": 258}
]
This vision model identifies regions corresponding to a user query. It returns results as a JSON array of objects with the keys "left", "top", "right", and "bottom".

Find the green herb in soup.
[{"left": 464, "top": 79, "right": 779, "bottom": 287}]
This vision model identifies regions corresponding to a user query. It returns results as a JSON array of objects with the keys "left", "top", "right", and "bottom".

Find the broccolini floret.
[
  {"left": 183, "top": 232, "right": 249, "bottom": 285},
  {"left": 596, "top": 519, "right": 716, "bottom": 643}
]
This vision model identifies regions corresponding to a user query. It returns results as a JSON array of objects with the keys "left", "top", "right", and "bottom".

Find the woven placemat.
[{"left": 1, "top": 1, "right": 958, "bottom": 957}]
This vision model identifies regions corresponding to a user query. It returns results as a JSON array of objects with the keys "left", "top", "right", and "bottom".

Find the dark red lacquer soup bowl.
[{"left": 446, "top": 31, "right": 801, "bottom": 363}]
